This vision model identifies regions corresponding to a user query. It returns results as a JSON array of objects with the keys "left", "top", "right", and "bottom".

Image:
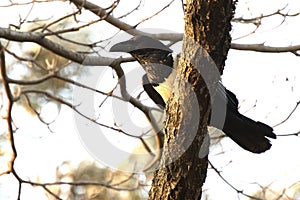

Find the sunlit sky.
[{"left": 1, "top": 0, "right": 300, "bottom": 199}]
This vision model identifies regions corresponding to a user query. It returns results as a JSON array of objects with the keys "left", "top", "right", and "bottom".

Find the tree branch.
[
  {"left": 0, "top": 27, "right": 114, "bottom": 66},
  {"left": 0, "top": 42, "right": 17, "bottom": 176},
  {"left": 109, "top": 60, "right": 163, "bottom": 171},
  {"left": 0, "top": 26, "right": 164, "bottom": 170},
  {"left": 273, "top": 100, "right": 300, "bottom": 128},
  {"left": 209, "top": 160, "right": 264, "bottom": 200},
  {"left": 23, "top": 179, "right": 139, "bottom": 192},
  {"left": 69, "top": 0, "right": 138, "bottom": 34},
  {"left": 68, "top": 0, "right": 183, "bottom": 41},
  {"left": 231, "top": 43, "right": 300, "bottom": 53}
]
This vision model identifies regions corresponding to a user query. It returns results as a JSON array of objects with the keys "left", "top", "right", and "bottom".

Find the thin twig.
[
  {"left": 0, "top": 43, "right": 17, "bottom": 176},
  {"left": 20, "top": 89, "right": 133, "bottom": 135},
  {"left": 109, "top": 60, "right": 163, "bottom": 171},
  {"left": 134, "top": 0, "right": 176, "bottom": 28},
  {"left": 22, "top": 179, "right": 139, "bottom": 191},
  {"left": 208, "top": 160, "right": 264, "bottom": 200},
  {"left": 273, "top": 100, "right": 300, "bottom": 128}
]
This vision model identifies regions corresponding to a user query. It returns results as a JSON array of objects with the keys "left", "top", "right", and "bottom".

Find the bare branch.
[
  {"left": 0, "top": 0, "right": 48, "bottom": 7},
  {"left": 22, "top": 179, "right": 140, "bottom": 192},
  {"left": 20, "top": 89, "right": 133, "bottom": 135},
  {"left": 0, "top": 27, "right": 114, "bottom": 66},
  {"left": 209, "top": 160, "right": 264, "bottom": 200},
  {"left": 69, "top": 0, "right": 138, "bottom": 35},
  {"left": 69, "top": 0, "right": 183, "bottom": 41},
  {"left": 273, "top": 100, "right": 300, "bottom": 128},
  {"left": 8, "top": 74, "right": 117, "bottom": 99},
  {"left": 40, "top": 10, "right": 81, "bottom": 32},
  {"left": 109, "top": 60, "right": 163, "bottom": 171},
  {"left": 7, "top": 26, "right": 299, "bottom": 57},
  {"left": 41, "top": 185, "right": 62, "bottom": 200},
  {"left": 116, "top": 0, "right": 143, "bottom": 19},
  {"left": 18, "top": 88, "right": 159, "bottom": 159},
  {"left": 233, "top": 5, "right": 300, "bottom": 25},
  {"left": 42, "top": 18, "right": 101, "bottom": 38},
  {"left": 233, "top": 5, "right": 287, "bottom": 25},
  {"left": 2, "top": 30, "right": 162, "bottom": 166},
  {"left": 232, "top": 5, "right": 300, "bottom": 53},
  {"left": 276, "top": 131, "right": 300, "bottom": 137},
  {"left": 0, "top": 42, "right": 17, "bottom": 176},
  {"left": 5, "top": 48, "right": 47, "bottom": 71},
  {"left": 231, "top": 43, "right": 300, "bottom": 54},
  {"left": 134, "top": 0, "right": 176, "bottom": 28},
  {"left": 233, "top": 23, "right": 261, "bottom": 41}
]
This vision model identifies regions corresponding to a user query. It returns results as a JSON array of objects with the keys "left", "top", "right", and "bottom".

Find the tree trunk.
[{"left": 148, "top": 0, "right": 235, "bottom": 199}]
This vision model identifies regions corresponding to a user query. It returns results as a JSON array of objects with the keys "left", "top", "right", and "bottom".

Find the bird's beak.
[
  {"left": 109, "top": 40, "right": 134, "bottom": 53},
  {"left": 110, "top": 36, "right": 173, "bottom": 53}
]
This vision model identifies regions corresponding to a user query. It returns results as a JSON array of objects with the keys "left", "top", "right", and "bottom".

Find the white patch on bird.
[
  {"left": 153, "top": 70, "right": 176, "bottom": 104},
  {"left": 152, "top": 53, "right": 180, "bottom": 104}
]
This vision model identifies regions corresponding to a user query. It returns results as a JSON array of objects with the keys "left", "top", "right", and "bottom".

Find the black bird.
[{"left": 110, "top": 35, "right": 276, "bottom": 153}]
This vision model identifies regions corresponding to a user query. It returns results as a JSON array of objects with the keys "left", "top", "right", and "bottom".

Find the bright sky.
[{"left": 1, "top": 0, "right": 300, "bottom": 199}]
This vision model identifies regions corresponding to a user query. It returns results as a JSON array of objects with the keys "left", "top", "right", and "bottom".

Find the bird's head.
[
  {"left": 110, "top": 35, "right": 175, "bottom": 84},
  {"left": 110, "top": 35, "right": 173, "bottom": 62}
]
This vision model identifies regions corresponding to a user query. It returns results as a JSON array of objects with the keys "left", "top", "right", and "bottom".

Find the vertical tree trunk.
[{"left": 148, "top": 0, "right": 235, "bottom": 199}]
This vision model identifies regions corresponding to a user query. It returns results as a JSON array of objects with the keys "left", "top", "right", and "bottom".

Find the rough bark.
[{"left": 148, "top": 0, "right": 235, "bottom": 200}]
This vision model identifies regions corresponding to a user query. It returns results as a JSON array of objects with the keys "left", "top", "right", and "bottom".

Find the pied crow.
[{"left": 110, "top": 35, "right": 276, "bottom": 153}]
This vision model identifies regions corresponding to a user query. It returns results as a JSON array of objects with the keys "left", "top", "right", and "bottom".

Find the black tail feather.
[
  {"left": 221, "top": 95, "right": 276, "bottom": 153},
  {"left": 223, "top": 113, "right": 276, "bottom": 153}
]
